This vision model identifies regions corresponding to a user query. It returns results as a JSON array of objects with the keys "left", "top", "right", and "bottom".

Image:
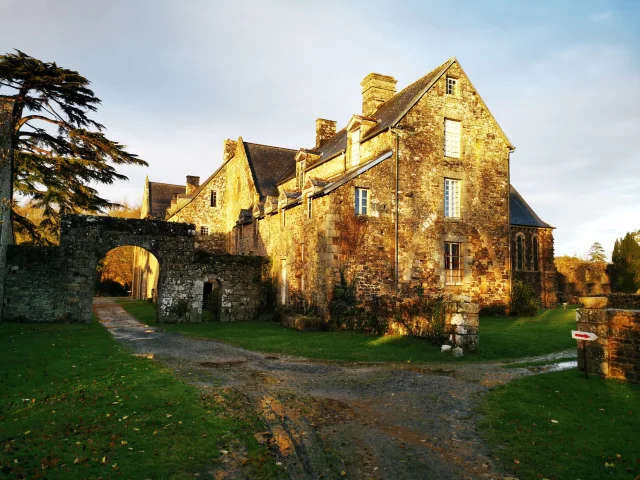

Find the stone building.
[{"left": 133, "top": 58, "right": 556, "bottom": 313}]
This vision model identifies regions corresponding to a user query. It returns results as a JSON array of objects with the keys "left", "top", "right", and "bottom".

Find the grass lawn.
[
  {"left": 117, "top": 298, "right": 576, "bottom": 363},
  {"left": 478, "top": 369, "right": 640, "bottom": 480},
  {"left": 0, "top": 316, "right": 276, "bottom": 479}
]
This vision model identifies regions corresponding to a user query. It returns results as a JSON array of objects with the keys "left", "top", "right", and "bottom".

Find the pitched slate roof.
[
  {"left": 148, "top": 182, "right": 184, "bottom": 219},
  {"left": 510, "top": 185, "right": 553, "bottom": 228},
  {"left": 245, "top": 142, "right": 297, "bottom": 198}
]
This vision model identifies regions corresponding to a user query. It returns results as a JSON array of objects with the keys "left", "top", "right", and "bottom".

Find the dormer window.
[
  {"left": 446, "top": 76, "right": 458, "bottom": 95},
  {"left": 350, "top": 128, "right": 360, "bottom": 166}
]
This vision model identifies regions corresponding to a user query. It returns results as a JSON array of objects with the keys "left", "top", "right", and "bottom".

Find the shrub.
[{"left": 510, "top": 279, "right": 540, "bottom": 316}]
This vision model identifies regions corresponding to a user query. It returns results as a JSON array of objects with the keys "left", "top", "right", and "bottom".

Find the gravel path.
[{"left": 94, "top": 298, "right": 574, "bottom": 480}]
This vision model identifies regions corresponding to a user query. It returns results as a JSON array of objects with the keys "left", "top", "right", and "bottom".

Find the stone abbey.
[{"left": 133, "top": 57, "right": 557, "bottom": 314}]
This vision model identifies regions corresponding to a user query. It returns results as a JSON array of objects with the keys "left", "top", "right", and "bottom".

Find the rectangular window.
[
  {"left": 446, "top": 76, "right": 457, "bottom": 95},
  {"left": 444, "top": 242, "right": 463, "bottom": 285},
  {"left": 254, "top": 219, "right": 259, "bottom": 237},
  {"left": 210, "top": 191, "right": 217, "bottom": 207},
  {"left": 444, "top": 178, "right": 461, "bottom": 218},
  {"left": 200, "top": 226, "right": 209, "bottom": 236},
  {"left": 350, "top": 129, "right": 360, "bottom": 166},
  {"left": 307, "top": 196, "right": 313, "bottom": 219},
  {"left": 355, "top": 188, "right": 368, "bottom": 216},
  {"left": 444, "top": 119, "right": 461, "bottom": 158},
  {"left": 281, "top": 209, "right": 286, "bottom": 228}
]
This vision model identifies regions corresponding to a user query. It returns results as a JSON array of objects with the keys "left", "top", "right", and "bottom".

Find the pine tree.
[
  {"left": 0, "top": 50, "right": 147, "bottom": 245},
  {"left": 587, "top": 241, "right": 606, "bottom": 262},
  {"left": 611, "top": 233, "right": 640, "bottom": 293}
]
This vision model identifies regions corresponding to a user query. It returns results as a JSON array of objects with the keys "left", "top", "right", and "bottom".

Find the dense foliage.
[
  {"left": 0, "top": 50, "right": 146, "bottom": 243},
  {"left": 611, "top": 232, "right": 640, "bottom": 293},
  {"left": 510, "top": 279, "right": 540, "bottom": 316}
]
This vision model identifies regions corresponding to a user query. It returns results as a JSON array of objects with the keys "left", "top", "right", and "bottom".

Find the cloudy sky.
[{"left": 2, "top": 0, "right": 639, "bottom": 258}]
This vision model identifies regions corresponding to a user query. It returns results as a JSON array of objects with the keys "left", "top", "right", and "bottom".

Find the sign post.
[{"left": 572, "top": 330, "right": 598, "bottom": 379}]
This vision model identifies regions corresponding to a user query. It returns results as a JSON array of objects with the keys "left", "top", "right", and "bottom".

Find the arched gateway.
[{"left": 2, "top": 215, "right": 267, "bottom": 324}]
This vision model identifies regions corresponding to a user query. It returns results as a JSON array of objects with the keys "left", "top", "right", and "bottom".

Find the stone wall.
[
  {"left": 3, "top": 215, "right": 199, "bottom": 323},
  {"left": 190, "top": 254, "right": 268, "bottom": 322},
  {"left": 2, "top": 214, "right": 270, "bottom": 324},
  {"left": 3, "top": 246, "right": 70, "bottom": 322},
  {"left": 555, "top": 257, "right": 610, "bottom": 303},
  {"left": 576, "top": 296, "right": 640, "bottom": 383}
]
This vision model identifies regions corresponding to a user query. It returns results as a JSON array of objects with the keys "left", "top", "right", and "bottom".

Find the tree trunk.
[{"left": 0, "top": 98, "right": 15, "bottom": 322}]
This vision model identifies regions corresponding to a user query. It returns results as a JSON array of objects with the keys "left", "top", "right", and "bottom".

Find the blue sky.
[{"left": 2, "top": 0, "right": 639, "bottom": 257}]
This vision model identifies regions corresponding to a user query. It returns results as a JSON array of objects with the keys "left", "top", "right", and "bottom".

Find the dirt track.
[{"left": 94, "top": 298, "right": 573, "bottom": 480}]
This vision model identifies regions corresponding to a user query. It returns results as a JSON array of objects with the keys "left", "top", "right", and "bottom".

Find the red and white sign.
[{"left": 571, "top": 330, "right": 598, "bottom": 341}]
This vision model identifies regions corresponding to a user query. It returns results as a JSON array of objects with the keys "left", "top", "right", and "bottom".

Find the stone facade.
[
  {"left": 511, "top": 226, "right": 558, "bottom": 307},
  {"left": 135, "top": 57, "right": 556, "bottom": 319},
  {"left": 576, "top": 295, "right": 640, "bottom": 384},
  {"left": 555, "top": 256, "right": 610, "bottom": 303}
]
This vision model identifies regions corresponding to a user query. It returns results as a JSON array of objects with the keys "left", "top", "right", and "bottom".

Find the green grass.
[
  {"left": 117, "top": 299, "right": 577, "bottom": 363},
  {"left": 0, "top": 316, "right": 276, "bottom": 479},
  {"left": 478, "top": 307, "right": 576, "bottom": 360},
  {"left": 115, "top": 297, "right": 157, "bottom": 324},
  {"left": 478, "top": 369, "right": 640, "bottom": 480}
]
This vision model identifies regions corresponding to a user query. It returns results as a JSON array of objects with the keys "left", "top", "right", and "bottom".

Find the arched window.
[
  {"left": 532, "top": 236, "right": 540, "bottom": 272},
  {"left": 516, "top": 234, "right": 524, "bottom": 271}
]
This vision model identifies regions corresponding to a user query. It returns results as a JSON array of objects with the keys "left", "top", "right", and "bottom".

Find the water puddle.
[{"left": 526, "top": 360, "right": 577, "bottom": 373}]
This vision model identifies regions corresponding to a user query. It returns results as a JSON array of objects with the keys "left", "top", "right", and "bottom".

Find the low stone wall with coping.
[{"left": 576, "top": 295, "right": 640, "bottom": 384}]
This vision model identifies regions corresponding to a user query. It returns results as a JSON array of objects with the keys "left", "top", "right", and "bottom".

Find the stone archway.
[{"left": 2, "top": 214, "right": 199, "bottom": 323}]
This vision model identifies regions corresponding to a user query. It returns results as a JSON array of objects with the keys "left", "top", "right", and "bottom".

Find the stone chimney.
[
  {"left": 223, "top": 139, "right": 238, "bottom": 161},
  {"left": 186, "top": 176, "right": 200, "bottom": 195},
  {"left": 361, "top": 73, "right": 397, "bottom": 117},
  {"left": 315, "top": 119, "right": 337, "bottom": 149}
]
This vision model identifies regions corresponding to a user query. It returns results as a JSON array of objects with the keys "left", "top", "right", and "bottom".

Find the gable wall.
[
  {"left": 395, "top": 62, "right": 511, "bottom": 306},
  {"left": 170, "top": 163, "right": 229, "bottom": 254}
]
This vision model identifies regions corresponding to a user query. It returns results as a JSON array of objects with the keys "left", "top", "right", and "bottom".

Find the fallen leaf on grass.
[
  {"left": 550, "top": 420, "right": 558, "bottom": 424},
  {"left": 513, "top": 459, "right": 520, "bottom": 464}
]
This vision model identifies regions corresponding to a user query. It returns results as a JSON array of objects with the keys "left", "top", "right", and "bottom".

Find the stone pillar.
[
  {"left": 0, "top": 98, "right": 15, "bottom": 322},
  {"left": 577, "top": 295, "right": 640, "bottom": 383},
  {"left": 445, "top": 296, "right": 479, "bottom": 352}
]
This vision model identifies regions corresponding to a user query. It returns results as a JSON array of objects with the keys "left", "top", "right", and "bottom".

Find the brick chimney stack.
[
  {"left": 223, "top": 139, "right": 238, "bottom": 161},
  {"left": 315, "top": 119, "right": 337, "bottom": 149},
  {"left": 186, "top": 176, "right": 200, "bottom": 195},
  {"left": 361, "top": 73, "right": 397, "bottom": 117}
]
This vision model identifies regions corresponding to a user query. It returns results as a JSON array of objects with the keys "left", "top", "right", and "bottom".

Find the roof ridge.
[
  {"left": 148, "top": 181, "right": 185, "bottom": 188},
  {"left": 244, "top": 141, "right": 298, "bottom": 151}
]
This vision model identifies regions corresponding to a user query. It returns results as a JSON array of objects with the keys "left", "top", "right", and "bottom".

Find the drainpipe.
[
  {"left": 390, "top": 128, "right": 400, "bottom": 295},
  {"left": 507, "top": 147, "right": 514, "bottom": 311}
]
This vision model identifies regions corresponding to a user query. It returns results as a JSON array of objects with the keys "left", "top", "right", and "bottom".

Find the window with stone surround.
[
  {"left": 446, "top": 76, "right": 458, "bottom": 95},
  {"left": 444, "top": 178, "right": 461, "bottom": 218},
  {"left": 444, "top": 241, "right": 463, "bottom": 285},
  {"left": 254, "top": 218, "right": 259, "bottom": 237},
  {"left": 532, "top": 235, "right": 540, "bottom": 272},
  {"left": 210, "top": 191, "right": 217, "bottom": 207},
  {"left": 516, "top": 233, "right": 525, "bottom": 271},
  {"left": 281, "top": 208, "right": 286, "bottom": 228},
  {"left": 355, "top": 187, "right": 368, "bottom": 216},
  {"left": 444, "top": 119, "right": 460, "bottom": 158},
  {"left": 307, "top": 195, "right": 313, "bottom": 219},
  {"left": 200, "top": 226, "right": 209, "bottom": 236}
]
